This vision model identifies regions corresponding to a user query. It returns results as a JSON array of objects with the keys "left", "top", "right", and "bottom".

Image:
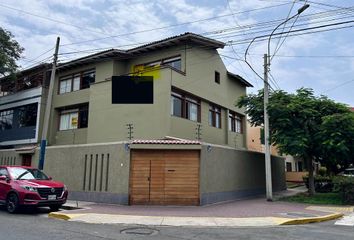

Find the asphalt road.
[{"left": 0, "top": 206, "right": 353, "bottom": 240}]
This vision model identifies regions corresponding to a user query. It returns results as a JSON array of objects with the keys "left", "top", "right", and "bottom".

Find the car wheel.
[
  {"left": 49, "top": 204, "right": 62, "bottom": 211},
  {"left": 6, "top": 193, "right": 19, "bottom": 214}
]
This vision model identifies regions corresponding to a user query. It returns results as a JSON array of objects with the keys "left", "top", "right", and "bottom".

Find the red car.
[{"left": 0, "top": 166, "right": 68, "bottom": 213}]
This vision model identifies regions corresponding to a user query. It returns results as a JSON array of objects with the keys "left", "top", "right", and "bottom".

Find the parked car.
[
  {"left": 338, "top": 168, "right": 354, "bottom": 177},
  {"left": 0, "top": 166, "right": 68, "bottom": 213}
]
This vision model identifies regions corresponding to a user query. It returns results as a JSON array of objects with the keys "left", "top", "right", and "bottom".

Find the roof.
[
  {"left": 58, "top": 33, "right": 225, "bottom": 70},
  {"left": 227, "top": 71, "right": 253, "bottom": 87},
  {"left": 128, "top": 32, "right": 225, "bottom": 54},
  {"left": 0, "top": 63, "right": 51, "bottom": 82},
  {"left": 58, "top": 49, "right": 130, "bottom": 70},
  {"left": 132, "top": 139, "right": 201, "bottom": 145}
]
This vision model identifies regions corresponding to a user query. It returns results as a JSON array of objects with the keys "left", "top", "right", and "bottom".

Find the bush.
[
  {"left": 303, "top": 175, "right": 333, "bottom": 193},
  {"left": 333, "top": 176, "right": 354, "bottom": 204}
]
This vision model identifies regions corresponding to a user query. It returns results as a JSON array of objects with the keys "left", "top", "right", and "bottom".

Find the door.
[
  {"left": 22, "top": 154, "right": 32, "bottom": 166},
  {"left": 129, "top": 150, "right": 200, "bottom": 205}
]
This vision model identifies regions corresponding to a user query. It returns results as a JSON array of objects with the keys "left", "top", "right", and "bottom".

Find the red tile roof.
[{"left": 132, "top": 139, "right": 201, "bottom": 145}]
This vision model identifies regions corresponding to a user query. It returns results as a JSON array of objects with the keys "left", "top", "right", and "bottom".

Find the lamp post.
[{"left": 264, "top": 4, "right": 309, "bottom": 201}]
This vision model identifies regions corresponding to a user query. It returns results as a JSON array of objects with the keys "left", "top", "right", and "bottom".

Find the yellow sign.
[
  {"left": 131, "top": 64, "right": 161, "bottom": 80},
  {"left": 71, "top": 117, "right": 78, "bottom": 127}
]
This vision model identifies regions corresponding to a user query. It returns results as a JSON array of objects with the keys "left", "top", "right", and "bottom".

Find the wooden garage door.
[{"left": 130, "top": 150, "right": 200, "bottom": 205}]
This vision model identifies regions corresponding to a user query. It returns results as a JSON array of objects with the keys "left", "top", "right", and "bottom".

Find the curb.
[
  {"left": 280, "top": 213, "right": 344, "bottom": 225},
  {"left": 48, "top": 212, "right": 85, "bottom": 221},
  {"left": 48, "top": 212, "right": 344, "bottom": 227}
]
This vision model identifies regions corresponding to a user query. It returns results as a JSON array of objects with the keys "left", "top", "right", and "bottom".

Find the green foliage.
[
  {"left": 318, "top": 167, "right": 327, "bottom": 176},
  {"left": 0, "top": 27, "right": 24, "bottom": 78},
  {"left": 280, "top": 192, "right": 343, "bottom": 205},
  {"left": 333, "top": 176, "right": 354, "bottom": 204},
  {"left": 303, "top": 175, "right": 333, "bottom": 193},
  {"left": 237, "top": 88, "right": 354, "bottom": 173}
]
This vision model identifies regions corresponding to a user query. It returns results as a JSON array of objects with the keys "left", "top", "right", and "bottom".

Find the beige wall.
[
  {"left": 247, "top": 122, "right": 279, "bottom": 155},
  {"left": 200, "top": 145, "right": 286, "bottom": 204}
]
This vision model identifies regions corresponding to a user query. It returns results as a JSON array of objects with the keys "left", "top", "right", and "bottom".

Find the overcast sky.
[{"left": 1, "top": 0, "right": 353, "bottom": 106}]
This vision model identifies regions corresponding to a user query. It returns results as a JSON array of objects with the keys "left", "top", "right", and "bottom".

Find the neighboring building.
[
  {"left": 246, "top": 122, "right": 306, "bottom": 182},
  {"left": 0, "top": 64, "right": 51, "bottom": 165},
  {"left": 47, "top": 32, "right": 252, "bottom": 148}
]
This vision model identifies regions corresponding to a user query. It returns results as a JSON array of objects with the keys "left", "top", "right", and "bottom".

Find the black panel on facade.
[{"left": 112, "top": 76, "right": 153, "bottom": 104}]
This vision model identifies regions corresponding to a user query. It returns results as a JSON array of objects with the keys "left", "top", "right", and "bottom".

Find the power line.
[
  {"left": 58, "top": 3, "right": 292, "bottom": 46},
  {"left": 322, "top": 79, "right": 354, "bottom": 94},
  {"left": 0, "top": 3, "right": 110, "bottom": 37}
]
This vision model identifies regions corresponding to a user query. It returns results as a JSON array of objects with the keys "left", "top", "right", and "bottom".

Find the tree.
[
  {"left": 0, "top": 27, "right": 24, "bottom": 78},
  {"left": 237, "top": 88, "right": 353, "bottom": 195}
]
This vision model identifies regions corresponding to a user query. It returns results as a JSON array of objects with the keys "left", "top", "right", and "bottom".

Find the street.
[{"left": 0, "top": 206, "right": 352, "bottom": 240}]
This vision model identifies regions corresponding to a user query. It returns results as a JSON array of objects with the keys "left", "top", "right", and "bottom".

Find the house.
[
  {"left": 0, "top": 64, "right": 51, "bottom": 165},
  {"left": 0, "top": 33, "right": 286, "bottom": 205},
  {"left": 47, "top": 33, "right": 252, "bottom": 148}
]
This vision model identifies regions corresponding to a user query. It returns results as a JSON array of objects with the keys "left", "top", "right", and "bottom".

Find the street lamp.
[{"left": 264, "top": 4, "right": 309, "bottom": 201}]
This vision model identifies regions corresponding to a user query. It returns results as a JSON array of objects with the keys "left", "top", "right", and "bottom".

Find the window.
[
  {"left": 228, "top": 111, "right": 243, "bottom": 133},
  {"left": 59, "top": 77, "right": 72, "bottom": 94},
  {"left": 215, "top": 71, "right": 220, "bottom": 84},
  {"left": 171, "top": 90, "right": 200, "bottom": 122},
  {"left": 297, "top": 162, "right": 303, "bottom": 172},
  {"left": 18, "top": 103, "right": 38, "bottom": 128},
  {"left": 59, "top": 104, "right": 89, "bottom": 130},
  {"left": 209, "top": 105, "right": 221, "bottom": 128},
  {"left": 286, "top": 162, "right": 292, "bottom": 172},
  {"left": 59, "top": 69, "right": 95, "bottom": 94},
  {"left": 0, "top": 109, "right": 14, "bottom": 130},
  {"left": 162, "top": 56, "right": 181, "bottom": 71}
]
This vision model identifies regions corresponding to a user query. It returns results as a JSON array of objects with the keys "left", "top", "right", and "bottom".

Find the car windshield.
[
  {"left": 8, "top": 167, "right": 49, "bottom": 180},
  {"left": 344, "top": 170, "right": 354, "bottom": 175}
]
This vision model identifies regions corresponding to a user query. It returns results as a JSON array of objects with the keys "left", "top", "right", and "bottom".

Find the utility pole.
[
  {"left": 263, "top": 53, "right": 272, "bottom": 201},
  {"left": 38, "top": 37, "right": 60, "bottom": 170}
]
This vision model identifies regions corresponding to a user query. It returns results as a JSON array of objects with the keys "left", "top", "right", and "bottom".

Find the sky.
[{"left": 1, "top": 0, "right": 354, "bottom": 106}]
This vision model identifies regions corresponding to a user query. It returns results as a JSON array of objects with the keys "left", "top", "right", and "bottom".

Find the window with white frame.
[
  {"left": 228, "top": 111, "right": 243, "bottom": 133},
  {"left": 162, "top": 56, "right": 181, "bottom": 70}
]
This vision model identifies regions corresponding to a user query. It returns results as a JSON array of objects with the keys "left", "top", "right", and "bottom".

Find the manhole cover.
[
  {"left": 121, "top": 227, "right": 159, "bottom": 236},
  {"left": 281, "top": 212, "right": 318, "bottom": 218}
]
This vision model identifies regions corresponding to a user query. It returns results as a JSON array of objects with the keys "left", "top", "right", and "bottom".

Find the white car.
[{"left": 339, "top": 168, "right": 354, "bottom": 177}]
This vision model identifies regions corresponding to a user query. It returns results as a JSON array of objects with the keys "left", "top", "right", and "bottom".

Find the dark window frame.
[
  {"left": 229, "top": 111, "right": 243, "bottom": 133},
  {"left": 209, "top": 104, "right": 221, "bottom": 128},
  {"left": 58, "top": 104, "right": 89, "bottom": 131},
  {"left": 58, "top": 69, "right": 95, "bottom": 94},
  {"left": 171, "top": 89, "right": 200, "bottom": 122}
]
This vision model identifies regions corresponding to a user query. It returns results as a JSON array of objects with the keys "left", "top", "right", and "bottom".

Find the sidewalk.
[{"left": 49, "top": 187, "right": 350, "bottom": 227}]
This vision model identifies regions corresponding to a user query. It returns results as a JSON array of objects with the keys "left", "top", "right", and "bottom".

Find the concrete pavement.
[{"left": 47, "top": 187, "right": 352, "bottom": 227}]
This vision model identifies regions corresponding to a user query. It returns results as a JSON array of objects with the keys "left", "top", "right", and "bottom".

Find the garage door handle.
[{"left": 167, "top": 169, "right": 175, "bottom": 172}]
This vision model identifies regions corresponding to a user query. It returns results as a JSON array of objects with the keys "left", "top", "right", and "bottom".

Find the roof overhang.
[
  {"left": 128, "top": 32, "right": 225, "bottom": 54},
  {"left": 57, "top": 49, "right": 131, "bottom": 71},
  {"left": 227, "top": 71, "right": 253, "bottom": 87}
]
